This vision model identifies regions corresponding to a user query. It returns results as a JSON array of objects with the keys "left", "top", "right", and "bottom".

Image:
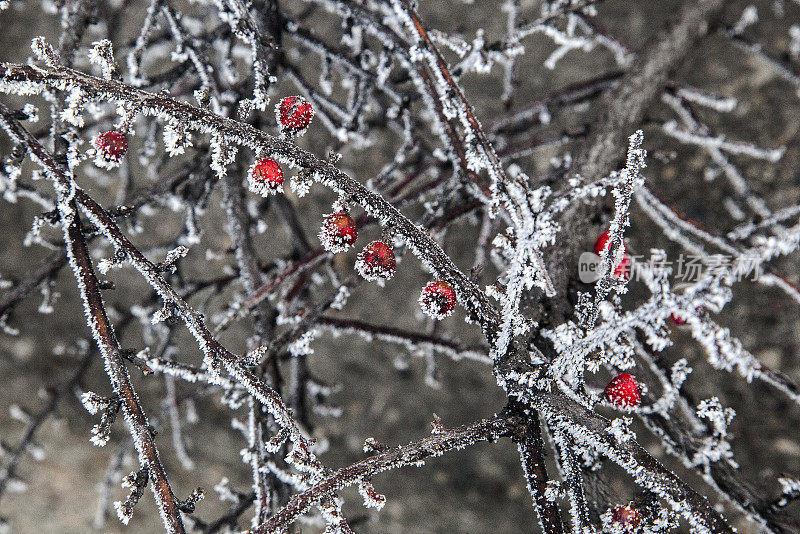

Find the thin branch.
[{"left": 254, "top": 412, "right": 523, "bottom": 533}]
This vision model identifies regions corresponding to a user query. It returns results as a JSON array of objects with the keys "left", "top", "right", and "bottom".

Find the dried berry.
[
  {"left": 610, "top": 504, "right": 642, "bottom": 533},
  {"left": 249, "top": 157, "right": 284, "bottom": 196},
  {"left": 319, "top": 212, "right": 358, "bottom": 253},
  {"left": 277, "top": 96, "right": 314, "bottom": 134},
  {"left": 594, "top": 230, "right": 630, "bottom": 279},
  {"left": 604, "top": 373, "right": 640, "bottom": 409},
  {"left": 419, "top": 281, "right": 457, "bottom": 319},
  {"left": 355, "top": 240, "right": 396, "bottom": 281},
  {"left": 93, "top": 131, "right": 128, "bottom": 167}
]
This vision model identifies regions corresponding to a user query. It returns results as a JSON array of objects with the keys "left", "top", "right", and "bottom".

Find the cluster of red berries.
[
  {"left": 316, "top": 212, "right": 457, "bottom": 318},
  {"left": 604, "top": 373, "right": 640, "bottom": 409},
  {"left": 594, "top": 230, "right": 630, "bottom": 279},
  {"left": 249, "top": 95, "right": 457, "bottom": 317},
  {"left": 248, "top": 96, "right": 315, "bottom": 196},
  {"left": 94, "top": 130, "right": 128, "bottom": 167}
]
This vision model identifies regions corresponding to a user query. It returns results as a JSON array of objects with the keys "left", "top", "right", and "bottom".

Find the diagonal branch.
[
  {"left": 253, "top": 412, "right": 523, "bottom": 533},
  {"left": 0, "top": 102, "right": 187, "bottom": 533}
]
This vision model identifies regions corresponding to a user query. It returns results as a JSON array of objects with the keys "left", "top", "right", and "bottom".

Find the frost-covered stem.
[
  {"left": 280, "top": 13, "right": 407, "bottom": 106},
  {"left": 254, "top": 413, "right": 521, "bottom": 533},
  {"left": 215, "top": 0, "right": 277, "bottom": 112},
  {"left": 578, "top": 0, "right": 722, "bottom": 179},
  {"left": 273, "top": 195, "right": 313, "bottom": 257},
  {"left": 160, "top": 3, "right": 222, "bottom": 112},
  {"left": 527, "top": 391, "right": 734, "bottom": 534},
  {"left": 262, "top": 275, "right": 360, "bottom": 365},
  {"left": 56, "top": 0, "right": 95, "bottom": 67},
  {"left": 395, "top": 0, "right": 512, "bottom": 193},
  {"left": 94, "top": 440, "right": 134, "bottom": 529},
  {"left": 0, "top": 103, "right": 187, "bottom": 533},
  {"left": 488, "top": 70, "right": 623, "bottom": 135},
  {"left": 221, "top": 165, "right": 282, "bottom": 523},
  {"left": 64, "top": 213, "right": 187, "bottom": 533},
  {"left": 213, "top": 247, "right": 326, "bottom": 336},
  {"left": 551, "top": 427, "right": 593, "bottom": 534},
  {"left": 635, "top": 186, "right": 800, "bottom": 303},
  {"left": 581, "top": 130, "right": 644, "bottom": 330},
  {"left": 316, "top": 315, "right": 492, "bottom": 365},
  {"left": 165, "top": 368, "right": 195, "bottom": 471},
  {"left": 409, "top": 55, "right": 492, "bottom": 202},
  {"left": 201, "top": 491, "right": 256, "bottom": 533},
  {"left": 0, "top": 64, "right": 498, "bottom": 336},
  {"left": 70, "top": 185, "right": 316, "bottom": 451},
  {"left": 0, "top": 103, "right": 326, "bottom": 524},
  {"left": 126, "top": 0, "right": 162, "bottom": 85},
  {"left": 725, "top": 28, "right": 800, "bottom": 96},
  {"left": 660, "top": 92, "right": 770, "bottom": 218},
  {"left": 501, "top": 0, "right": 604, "bottom": 46},
  {"left": 394, "top": 0, "right": 553, "bottom": 267},
  {"left": 632, "top": 346, "right": 800, "bottom": 533},
  {"left": 514, "top": 405, "right": 564, "bottom": 534}
]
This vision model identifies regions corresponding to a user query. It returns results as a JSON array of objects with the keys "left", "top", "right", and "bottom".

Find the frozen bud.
[
  {"left": 358, "top": 481, "right": 386, "bottom": 510},
  {"left": 93, "top": 131, "right": 128, "bottom": 168},
  {"left": 610, "top": 504, "right": 642, "bottom": 533}
]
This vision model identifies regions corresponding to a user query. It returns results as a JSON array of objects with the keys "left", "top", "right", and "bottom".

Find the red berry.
[
  {"left": 604, "top": 373, "right": 640, "bottom": 409},
  {"left": 277, "top": 96, "right": 314, "bottom": 134},
  {"left": 249, "top": 157, "right": 284, "bottom": 196},
  {"left": 593, "top": 230, "right": 616, "bottom": 254},
  {"left": 610, "top": 504, "right": 642, "bottom": 533},
  {"left": 594, "top": 230, "right": 630, "bottom": 279},
  {"left": 419, "top": 281, "right": 457, "bottom": 319},
  {"left": 94, "top": 131, "right": 128, "bottom": 166},
  {"left": 615, "top": 255, "right": 631, "bottom": 279},
  {"left": 671, "top": 307, "right": 702, "bottom": 326},
  {"left": 319, "top": 212, "right": 358, "bottom": 253},
  {"left": 670, "top": 313, "right": 686, "bottom": 326},
  {"left": 356, "top": 240, "right": 396, "bottom": 281}
]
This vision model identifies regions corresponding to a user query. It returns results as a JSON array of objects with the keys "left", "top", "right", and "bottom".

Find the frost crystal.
[
  {"left": 358, "top": 481, "right": 386, "bottom": 510},
  {"left": 88, "top": 40, "right": 117, "bottom": 80},
  {"left": 80, "top": 391, "right": 105, "bottom": 415}
]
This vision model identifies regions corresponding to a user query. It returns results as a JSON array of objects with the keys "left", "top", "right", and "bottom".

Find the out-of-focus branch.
[{"left": 545, "top": 0, "right": 726, "bottom": 321}]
